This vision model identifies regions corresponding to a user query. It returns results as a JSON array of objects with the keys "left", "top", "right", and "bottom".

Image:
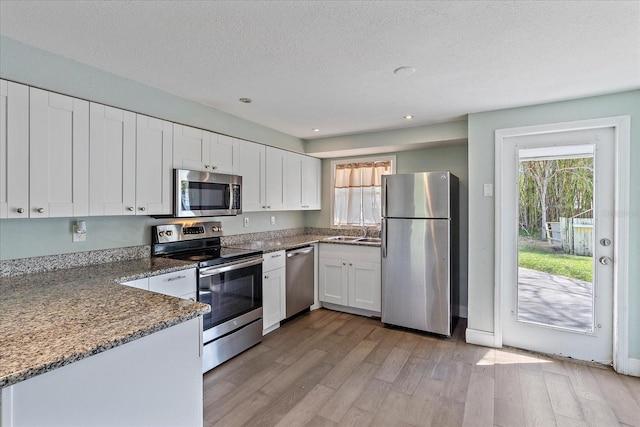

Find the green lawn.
[{"left": 518, "top": 246, "right": 593, "bottom": 282}]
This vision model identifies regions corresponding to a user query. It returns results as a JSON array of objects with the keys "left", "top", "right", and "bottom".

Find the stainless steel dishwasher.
[{"left": 285, "top": 246, "right": 315, "bottom": 318}]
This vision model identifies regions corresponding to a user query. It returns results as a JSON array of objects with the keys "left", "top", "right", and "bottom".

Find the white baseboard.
[
  {"left": 626, "top": 357, "right": 640, "bottom": 377},
  {"left": 465, "top": 328, "right": 497, "bottom": 348}
]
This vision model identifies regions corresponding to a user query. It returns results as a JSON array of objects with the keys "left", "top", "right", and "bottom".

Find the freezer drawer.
[{"left": 381, "top": 218, "right": 451, "bottom": 335}]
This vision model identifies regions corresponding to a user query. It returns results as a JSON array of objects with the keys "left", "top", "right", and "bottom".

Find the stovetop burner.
[{"left": 151, "top": 221, "right": 262, "bottom": 267}]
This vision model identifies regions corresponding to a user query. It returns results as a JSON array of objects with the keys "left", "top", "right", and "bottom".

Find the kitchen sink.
[
  {"left": 325, "top": 236, "right": 361, "bottom": 242},
  {"left": 356, "top": 237, "right": 381, "bottom": 243}
]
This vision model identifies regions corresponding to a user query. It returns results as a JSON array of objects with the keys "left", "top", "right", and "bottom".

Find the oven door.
[{"left": 198, "top": 256, "right": 263, "bottom": 340}]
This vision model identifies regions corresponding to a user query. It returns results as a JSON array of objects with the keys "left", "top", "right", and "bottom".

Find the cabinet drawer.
[
  {"left": 148, "top": 268, "right": 196, "bottom": 298},
  {"left": 263, "top": 250, "right": 286, "bottom": 271}
]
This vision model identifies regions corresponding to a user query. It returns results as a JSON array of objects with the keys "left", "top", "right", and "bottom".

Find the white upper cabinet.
[
  {"left": 0, "top": 80, "right": 29, "bottom": 219},
  {"left": 30, "top": 87, "right": 89, "bottom": 218},
  {"left": 285, "top": 152, "right": 321, "bottom": 210},
  {"left": 136, "top": 115, "right": 173, "bottom": 215},
  {"left": 265, "top": 146, "right": 286, "bottom": 211},
  {"left": 173, "top": 124, "right": 238, "bottom": 174},
  {"left": 238, "top": 141, "right": 290, "bottom": 212},
  {"left": 89, "top": 103, "right": 136, "bottom": 216},
  {"left": 284, "top": 151, "right": 303, "bottom": 210},
  {"left": 210, "top": 134, "right": 239, "bottom": 175},
  {"left": 301, "top": 155, "right": 321, "bottom": 209},
  {"left": 238, "top": 139, "right": 266, "bottom": 211},
  {"left": 173, "top": 124, "right": 210, "bottom": 171}
]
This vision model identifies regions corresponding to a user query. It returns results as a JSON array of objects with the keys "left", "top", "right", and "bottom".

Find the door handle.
[{"left": 599, "top": 256, "right": 612, "bottom": 265}]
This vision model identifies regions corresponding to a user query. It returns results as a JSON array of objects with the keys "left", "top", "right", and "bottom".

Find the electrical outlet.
[
  {"left": 270, "top": 216, "right": 276, "bottom": 225},
  {"left": 244, "top": 217, "right": 249, "bottom": 227}
]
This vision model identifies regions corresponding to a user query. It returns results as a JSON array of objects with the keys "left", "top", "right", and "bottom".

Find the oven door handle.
[{"left": 199, "top": 257, "right": 263, "bottom": 277}]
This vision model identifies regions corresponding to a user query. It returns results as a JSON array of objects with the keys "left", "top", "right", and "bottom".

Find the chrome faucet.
[{"left": 361, "top": 226, "right": 368, "bottom": 238}]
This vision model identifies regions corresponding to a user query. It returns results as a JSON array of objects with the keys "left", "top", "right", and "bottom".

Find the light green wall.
[
  {"left": 304, "top": 120, "right": 467, "bottom": 156},
  {"left": 305, "top": 144, "right": 469, "bottom": 315},
  {"left": 467, "top": 90, "right": 640, "bottom": 359},
  {"left": 0, "top": 36, "right": 307, "bottom": 260},
  {"left": 0, "top": 212, "right": 305, "bottom": 261}
]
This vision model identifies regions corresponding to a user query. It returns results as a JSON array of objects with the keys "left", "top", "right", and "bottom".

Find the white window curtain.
[{"left": 333, "top": 161, "right": 391, "bottom": 226}]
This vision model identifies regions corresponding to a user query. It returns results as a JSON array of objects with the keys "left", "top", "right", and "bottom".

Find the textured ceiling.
[{"left": 1, "top": 1, "right": 638, "bottom": 140}]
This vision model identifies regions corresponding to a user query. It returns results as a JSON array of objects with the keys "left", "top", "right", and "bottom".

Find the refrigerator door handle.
[
  {"left": 381, "top": 178, "right": 388, "bottom": 218},
  {"left": 381, "top": 218, "right": 387, "bottom": 258}
]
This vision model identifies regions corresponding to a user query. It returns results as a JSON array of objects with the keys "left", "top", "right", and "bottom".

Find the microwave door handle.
[{"left": 225, "top": 185, "right": 231, "bottom": 208}]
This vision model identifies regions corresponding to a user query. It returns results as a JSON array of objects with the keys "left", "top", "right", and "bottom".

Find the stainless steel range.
[{"left": 152, "top": 221, "right": 263, "bottom": 373}]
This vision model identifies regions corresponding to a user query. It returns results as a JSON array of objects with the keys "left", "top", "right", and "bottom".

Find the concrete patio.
[{"left": 517, "top": 267, "right": 594, "bottom": 331}]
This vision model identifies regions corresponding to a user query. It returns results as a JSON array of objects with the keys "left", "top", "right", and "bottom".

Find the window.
[{"left": 331, "top": 156, "right": 395, "bottom": 227}]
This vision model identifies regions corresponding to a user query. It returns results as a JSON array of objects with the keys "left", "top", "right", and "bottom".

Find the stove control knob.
[
  {"left": 158, "top": 231, "right": 165, "bottom": 237},
  {"left": 166, "top": 230, "right": 173, "bottom": 236}
]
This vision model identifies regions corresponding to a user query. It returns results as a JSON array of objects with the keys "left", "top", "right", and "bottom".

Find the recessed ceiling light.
[
  {"left": 239, "top": 97, "right": 252, "bottom": 103},
  {"left": 312, "top": 128, "right": 320, "bottom": 132},
  {"left": 404, "top": 115, "right": 414, "bottom": 120},
  {"left": 394, "top": 66, "right": 416, "bottom": 76}
]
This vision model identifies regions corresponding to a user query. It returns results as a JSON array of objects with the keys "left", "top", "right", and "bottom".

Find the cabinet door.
[
  {"left": 301, "top": 156, "right": 321, "bottom": 209},
  {"left": 318, "top": 257, "right": 348, "bottom": 305},
  {"left": 172, "top": 124, "right": 210, "bottom": 171},
  {"left": 284, "top": 151, "right": 303, "bottom": 210},
  {"left": 89, "top": 103, "right": 136, "bottom": 216},
  {"left": 265, "top": 146, "right": 286, "bottom": 211},
  {"left": 238, "top": 140, "right": 266, "bottom": 211},
  {"left": 0, "top": 80, "right": 29, "bottom": 218},
  {"left": 263, "top": 266, "right": 286, "bottom": 332},
  {"left": 30, "top": 88, "right": 89, "bottom": 218},
  {"left": 210, "top": 134, "right": 239, "bottom": 174},
  {"left": 349, "top": 260, "right": 381, "bottom": 312},
  {"left": 136, "top": 115, "right": 173, "bottom": 215},
  {"left": 148, "top": 269, "right": 197, "bottom": 298}
]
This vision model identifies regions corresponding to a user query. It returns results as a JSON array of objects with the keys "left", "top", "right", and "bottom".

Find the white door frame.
[{"left": 494, "top": 116, "right": 631, "bottom": 374}]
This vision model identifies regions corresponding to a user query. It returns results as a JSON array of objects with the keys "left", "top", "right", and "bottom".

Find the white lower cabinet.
[
  {"left": 318, "top": 244, "right": 381, "bottom": 314},
  {"left": 1, "top": 317, "right": 203, "bottom": 427},
  {"left": 262, "top": 250, "right": 286, "bottom": 334},
  {"left": 121, "top": 268, "right": 196, "bottom": 300}
]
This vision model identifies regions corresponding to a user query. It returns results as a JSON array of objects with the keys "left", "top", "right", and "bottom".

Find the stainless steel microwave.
[{"left": 174, "top": 169, "right": 242, "bottom": 217}]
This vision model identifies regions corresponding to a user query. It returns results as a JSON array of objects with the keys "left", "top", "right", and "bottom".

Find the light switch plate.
[
  {"left": 270, "top": 216, "right": 276, "bottom": 225},
  {"left": 244, "top": 217, "right": 249, "bottom": 227},
  {"left": 483, "top": 183, "right": 493, "bottom": 197}
]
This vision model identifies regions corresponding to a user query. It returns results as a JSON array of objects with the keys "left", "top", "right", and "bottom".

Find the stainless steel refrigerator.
[{"left": 381, "top": 171, "right": 459, "bottom": 337}]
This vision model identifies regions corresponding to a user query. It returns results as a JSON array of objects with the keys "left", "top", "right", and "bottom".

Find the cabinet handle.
[
  {"left": 342, "top": 262, "right": 346, "bottom": 266},
  {"left": 349, "top": 263, "right": 353, "bottom": 266},
  {"left": 212, "top": 165, "right": 218, "bottom": 170},
  {"left": 16, "top": 208, "right": 24, "bottom": 214},
  {"left": 127, "top": 207, "right": 134, "bottom": 212},
  {"left": 139, "top": 207, "right": 146, "bottom": 212},
  {"left": 262, "top": 206, "right": 266, "bottom": 209},
  {"left": 205, "top": 165, "right": 210, "bottom": 169},
  {"left": 271, "top": 254, "right": 282, "bottom": 258},
  {"left": 267, "top": 205, "right": 271, "bottom": 209},
  {"left": 36, "top": 208, "right": 45, "bottom": 213},
  {"left": 167, "top": 275, "right": 186, "bottom": 281},
  {"left": 264, "top": 274, "right": 269, "bottom": 279}
]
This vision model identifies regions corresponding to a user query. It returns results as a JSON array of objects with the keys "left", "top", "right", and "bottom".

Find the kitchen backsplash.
[
  {"left": 0, "top": 245, "right": 150, "bottom": 277},
  {"left": 1, "top": 227, "right": 380, "bottom": 277}
]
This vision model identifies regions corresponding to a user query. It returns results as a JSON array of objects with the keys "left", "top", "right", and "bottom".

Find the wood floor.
[{"left": 203, "top": 309, "right": 640, "bottom": 427}]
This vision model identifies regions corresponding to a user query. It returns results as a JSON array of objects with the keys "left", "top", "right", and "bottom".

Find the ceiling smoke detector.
[{"left": 239, "top": 97, "right": 252, "bottom": 103}]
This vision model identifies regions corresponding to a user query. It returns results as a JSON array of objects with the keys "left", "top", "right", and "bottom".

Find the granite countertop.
[
  {"left": 0, "top": 257, "right": 209, "bottom": 388},
  {"left": 227, "top": 234, "right": 381, "bottom": 253}
]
